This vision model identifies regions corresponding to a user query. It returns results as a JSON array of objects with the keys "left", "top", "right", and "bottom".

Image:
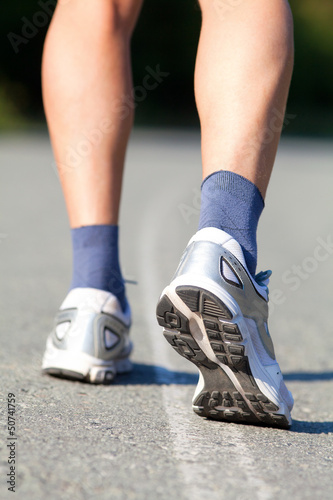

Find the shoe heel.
[{"left": 156, "top": 293, "right": 217, "bottom": 369}]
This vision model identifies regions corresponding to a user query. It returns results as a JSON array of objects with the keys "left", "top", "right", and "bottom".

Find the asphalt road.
[{"left": 0, "top": 130, "right": 332, "bottom": 500}]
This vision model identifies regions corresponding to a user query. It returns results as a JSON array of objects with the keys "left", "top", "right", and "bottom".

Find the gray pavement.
[{"left": 0, "top": 130, "right": 333, "bottom": 500}]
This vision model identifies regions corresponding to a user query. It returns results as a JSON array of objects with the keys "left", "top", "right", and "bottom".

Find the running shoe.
[
  {"left": 42, "top": 288, "right": 132, "bottom": 383},
  {"left": 156, "top": 228, "right": 293, "bottom": 428}
]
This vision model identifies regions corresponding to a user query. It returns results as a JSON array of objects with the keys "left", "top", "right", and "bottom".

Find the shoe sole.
[
  {"left": 156, "top": 284, "right": 291, "bottom": 429},
  {"left": 42, "top": 340, "right": 133, "bottom": 384}
]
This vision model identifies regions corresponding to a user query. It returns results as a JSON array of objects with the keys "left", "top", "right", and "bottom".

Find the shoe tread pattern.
[{"left": 156, "top": 285, "right": 289, "bottom": 428}]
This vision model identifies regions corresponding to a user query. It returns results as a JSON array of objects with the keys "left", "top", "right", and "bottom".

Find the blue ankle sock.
[
  {"left": 70, "top": 225, "right": 126, "bottom": 310},
  {"left": 198, "top": 171, "right": 264, "bottom": 276}
]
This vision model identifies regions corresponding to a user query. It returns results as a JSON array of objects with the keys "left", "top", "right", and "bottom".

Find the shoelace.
[
  {"left": 124, "top": 278, "right": 138, "bottom": 285},
  {"left": 255, "top": 269, "right": 272, "bottom": 288}
]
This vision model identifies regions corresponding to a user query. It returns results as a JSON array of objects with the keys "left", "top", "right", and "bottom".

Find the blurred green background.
[{"left": 1, "top": 0, "right": 333, "bottom": 135}]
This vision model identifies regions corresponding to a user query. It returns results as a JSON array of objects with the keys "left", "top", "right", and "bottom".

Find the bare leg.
[
  {"left": 195, "top": 0, "right": 294, "bottom": 197},
  {"left": 42, "top": 0, "right": 143, "bottom": 228}
]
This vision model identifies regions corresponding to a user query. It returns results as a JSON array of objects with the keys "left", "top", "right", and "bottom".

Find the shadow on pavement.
[
  {"left": 284, "top": 372, "right": 333, "bottom": 382},
  {"left": 114, "top": 363, "right": 198, "bottom": 386},
  {"left": 290, "top": 420, "right": 333, "bottom": 435},
  {"left": 114, "top": 367, "right": 333, "bottom": 386}
]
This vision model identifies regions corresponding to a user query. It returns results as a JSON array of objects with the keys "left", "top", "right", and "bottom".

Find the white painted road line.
[{"left": 138, "top": 185, "right": 275, "bottom": 500}]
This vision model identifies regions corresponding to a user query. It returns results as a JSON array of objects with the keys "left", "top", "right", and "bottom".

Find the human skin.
[{"left": 42, "top": 0, "right": 294, "bottom": 227}]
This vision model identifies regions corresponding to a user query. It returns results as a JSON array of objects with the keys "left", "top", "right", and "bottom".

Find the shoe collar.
[
  {"left": 190, "top": 228, "right": 269, "bottom": 301},
  {"left": 60, "top": 287, "right": 131, "bottom": 324}
]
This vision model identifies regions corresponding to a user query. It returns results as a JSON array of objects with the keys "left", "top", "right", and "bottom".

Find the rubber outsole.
[
  {"left": 43, "top": 367, "right": 116, "bottom": 384},
  {"left": 42, "top": 350, "right": 133, "bottom": 384},
  {"left": 156, "top": 285, "right": 290, "bottom": 429}
]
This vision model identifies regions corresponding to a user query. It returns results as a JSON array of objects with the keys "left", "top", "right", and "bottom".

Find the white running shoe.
[
  {"left": 42, "top": 288, "right": 132, "bottom": 384},
  {"left": 156, "top": 228, "right": 293, "bottom": 428}
]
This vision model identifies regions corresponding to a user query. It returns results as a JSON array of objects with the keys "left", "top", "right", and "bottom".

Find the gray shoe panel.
[
  {"left": 173, "top": 240, "right": 275, "bottom": 360},
  {"left": 50, "top": 309, "right": 130, "bottom": 361},
  {"left": 93, "top": 313, "right": 130, "bottom": 360}
]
